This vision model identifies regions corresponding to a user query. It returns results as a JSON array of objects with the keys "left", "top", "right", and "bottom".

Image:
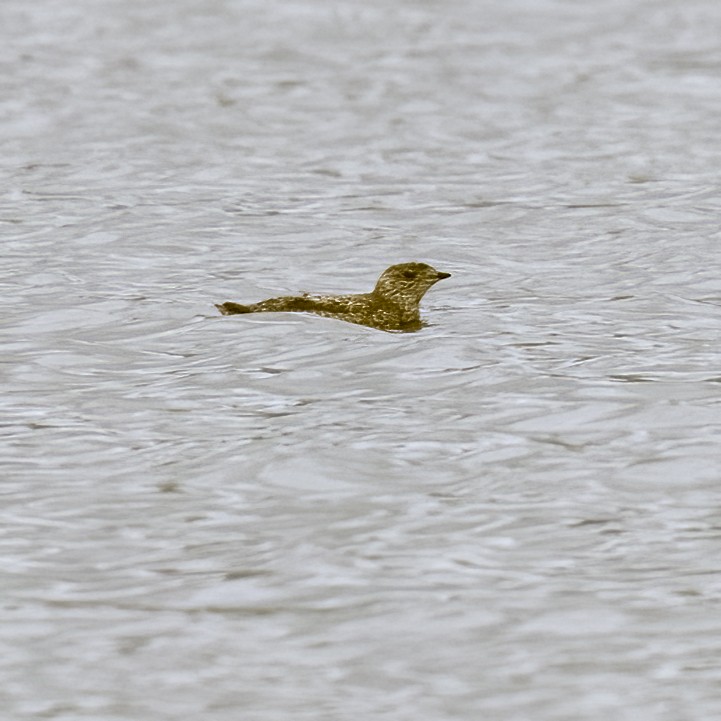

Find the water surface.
[{"left": 3, "top": 1, "right": 721, "bottom": 719}]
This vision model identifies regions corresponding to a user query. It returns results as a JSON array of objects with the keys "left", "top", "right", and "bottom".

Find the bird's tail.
[{"left": 216, "top": 302, "right": 253, "bottom": 315}]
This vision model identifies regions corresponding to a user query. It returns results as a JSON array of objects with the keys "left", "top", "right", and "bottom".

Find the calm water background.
[{"left": 3, "top": 0, "right": 721, "bottom": 719}]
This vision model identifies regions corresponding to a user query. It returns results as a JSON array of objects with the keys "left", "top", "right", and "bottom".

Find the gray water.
[{"left": 3, "top": 1, "right": 721, "bottom": 719}]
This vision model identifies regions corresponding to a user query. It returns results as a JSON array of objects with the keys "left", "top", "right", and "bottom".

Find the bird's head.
[{"left": 372, "top": 262, "right": 451, "bottom": 308}]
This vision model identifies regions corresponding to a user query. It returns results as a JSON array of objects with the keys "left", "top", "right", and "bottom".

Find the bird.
[{"left": 215, "top": 262, "right": 450, "bottom": 332}]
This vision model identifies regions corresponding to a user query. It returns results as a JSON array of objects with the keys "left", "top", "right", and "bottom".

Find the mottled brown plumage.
[{"left": 215, "top": 262, "right": 451, "bottom": 332}]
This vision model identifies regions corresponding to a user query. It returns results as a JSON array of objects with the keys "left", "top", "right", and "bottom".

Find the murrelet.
[{"left": 215, "top": 262, "right": 450, "bottom": 332}]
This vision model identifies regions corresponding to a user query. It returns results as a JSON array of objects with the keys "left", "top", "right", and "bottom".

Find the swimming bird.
[{"left": 215, "top": 262, "right": 450, "bottom": 332}]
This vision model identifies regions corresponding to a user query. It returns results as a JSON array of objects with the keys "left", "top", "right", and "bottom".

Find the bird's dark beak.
[{"left": 436, "top": 272, "right": 451, "bottom": 280}]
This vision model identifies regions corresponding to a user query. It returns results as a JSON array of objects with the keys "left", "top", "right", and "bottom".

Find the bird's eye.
[{"left": 402, "top": 270, "right": 416, "bottom": 279}]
